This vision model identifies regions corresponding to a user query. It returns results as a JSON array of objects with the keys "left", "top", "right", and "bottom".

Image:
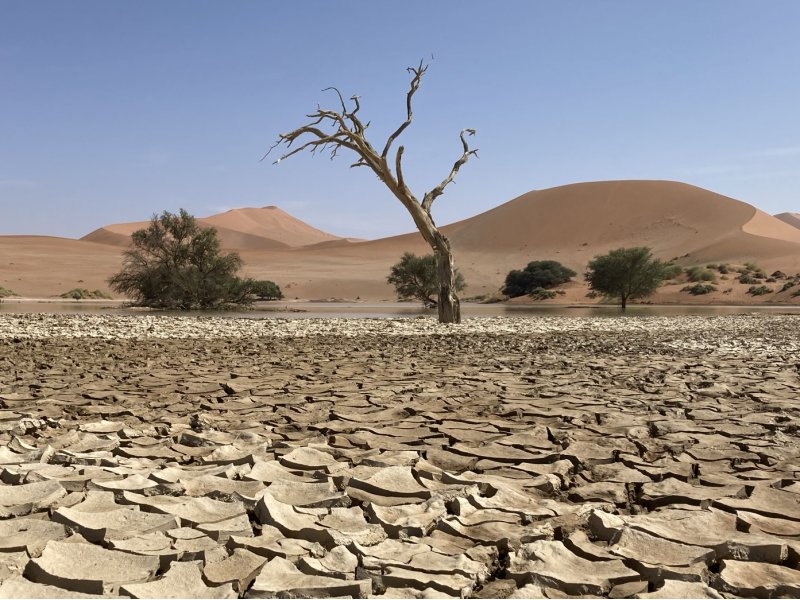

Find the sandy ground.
[
  {"left": 3, "top": 181, "right": 800, "bottom": 302},
  {"left": 1, "top": 314, "right": 799, "bottom": 598}
]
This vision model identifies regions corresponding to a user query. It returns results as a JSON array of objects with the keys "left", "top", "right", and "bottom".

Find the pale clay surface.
[{"left": 0, "top": 313, "right": 798, "bottom": 598}]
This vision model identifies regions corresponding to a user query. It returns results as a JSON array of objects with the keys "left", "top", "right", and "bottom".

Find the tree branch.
[
  {"left": 381, "top": 61, "right": 427, "bottom": 159},
  {"left": 268, "top": 125, "right": 359, "bottom": 164},
  {"left": 395, "top": 145, "right": 407, "bottom": 191},
  {"left": 422, "top": 129, "right": 478, "bottom": 213}
]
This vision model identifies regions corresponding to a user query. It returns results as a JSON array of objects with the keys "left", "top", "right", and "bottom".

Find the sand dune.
[
  {"left": 0, "top": 236, "right": 123, "bottom": 298},
  {"left": 776, "top": 212, "right": 800, "bottom": 230},
  {"left": 81, "top": 206, "right": 342, "bottom": 250},
  {"left": 201, "top": 206, "right": 343, "bottom": 247},
  {"left": 4, "top": 181, "right": 800, "bottom": 301},
  {"left": 252, "top": 180, "right": 800, "bottom": 300}
]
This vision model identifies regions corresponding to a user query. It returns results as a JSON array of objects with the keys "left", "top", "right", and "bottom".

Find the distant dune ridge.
[
  {"left": 776, "top": 212, "right": 800, "bottom": 230},
  {"left": 2, "top": 180, "right": 799, "bottom": 301},
  {"left": 81, "top": 205, "right": 342, "bottom": 250}
]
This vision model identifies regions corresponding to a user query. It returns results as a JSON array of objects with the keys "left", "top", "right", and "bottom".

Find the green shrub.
[
  {"left": 780, "top": 281, "right": 796, "bottom": 293},
  {"left": 681, "top": 283, "right": 717, "bottom": 295},
  {"left": 717, "top": 264, "right": 729, "bottom": 274},
  {"left": 771, "top": 270, "right": 787, "bottom": 279},
  {"left": 793, "top": 289, "right": 800, "bottom": 297},
  {"left": 687, "top": 266, "right": 716, "bottom": 283},
  {"left": 662, "top": 264, "right": 683, "bottom": 279},
  {"left": 60, "top": 288, "right": 112, "bottom": 300},
  {"left": 584, "top": 247, "right": 668, "bottom": 310},
  {"left": 738, "top": 273, "right": 760, "bottom": 284},
  {"left": 247, "top": 280, "right": 283, "bottom": 301},
  {"left": 747, "top": 285, "right": 772, "bottom": 296},
  {"left": 503, "top": 260, "right": 576, "bottom": 297},
  {"left": 744, "top": 262, "right": 760, "bottom": 272},
  {"left": 529, "top": 287, "right": 557, "bottom": 300},
  {"left": 0, "top": 287, "right": 16, "bottom": 298},
  {"left": 388, "top": 252, "right": 465, "bottom": 307},
  {"left": 109, "top": 209, "right": 254, "bottom": 310}
]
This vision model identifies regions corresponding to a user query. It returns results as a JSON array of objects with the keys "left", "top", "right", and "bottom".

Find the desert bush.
[
  {"left": 738, "top": 273, "right": 760, "bottom": 284},
  {"left": 662, "top": 264, "right": 683, "bottom": 279},
  {"left": 717, "top": 264, "right": 729, "bottom": 274},
  {"left": 793, "top": 289, "right": 800, "bottom": 297},
  {"left": 780, "top": 281, "right": 796, "bottom": 293},
  {"left": 503, "top": 260, "right": 576, "bottom": 297},
  {"left": 585, "top": 247, "right": 668, "bottom": 310},
  {"left": 108, "top": 209, "right": 254, "bottom": 310},
  {"left": 682, "top": 283, "right": 717, "bottom": 295},
  {"left": 771, "top": 270, "right": 787, "bottom": 279},
  {"left": 247, "top": 280, "right": 283, "bottom": 301},
  {"left": 60, "top": 288, "right": 112, "bottom": 300},
  {"left": 0, "top": 287, "right": 16, "bottom": 298},
  {"left": 687, "top": 266, "right": 716, "bottom": 283},
  {"left": 529, "top": 287, "right": 558, "bottom": 301},
  {"left": 388, "top": 252, "right": 465, "bottom": 307},
  {"left": 747, "top": 285, "right": 772, "bottom": 296}
]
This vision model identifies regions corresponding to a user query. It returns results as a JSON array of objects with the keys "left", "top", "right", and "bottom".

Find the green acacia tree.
[
  {"left": 108, "top": 209, "right": 252, "bottom": 310},
  {"left": 585, "top": 247, "right": 667, "bottom": 310},
  {"left": 503, "top": 260, "right": 576, "bottom": 297},
  {"left": 388, "top": 252, "right": 465, "bottom": 308},
  {"left": 249, "top": 280, "right": 283, "bottom": 301}
]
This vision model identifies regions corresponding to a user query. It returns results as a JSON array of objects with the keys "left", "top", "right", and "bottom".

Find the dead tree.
[{"left": 269, "top": 62, "right": 477, "bottom": 324}]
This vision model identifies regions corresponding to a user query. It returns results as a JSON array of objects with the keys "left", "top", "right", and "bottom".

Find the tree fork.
[{"left": 268, "top": 62, "right": 476, "bottom": 324}]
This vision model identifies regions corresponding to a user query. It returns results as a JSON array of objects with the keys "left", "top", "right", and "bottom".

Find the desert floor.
[{"left": 0, "top": 314, "right": 799, "bottom": 598}]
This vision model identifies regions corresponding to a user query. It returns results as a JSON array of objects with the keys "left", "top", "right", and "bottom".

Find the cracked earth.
[{"left": 0, "top": 314, "right": 799, "bottom": 598}]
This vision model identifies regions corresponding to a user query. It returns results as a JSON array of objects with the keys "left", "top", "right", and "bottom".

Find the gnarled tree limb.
[
  {"left": 267, "top": 62, "right": 477, "bottom": 323},
  {"left": 422, "top": 129, "right": 478, "bottom": 213}
]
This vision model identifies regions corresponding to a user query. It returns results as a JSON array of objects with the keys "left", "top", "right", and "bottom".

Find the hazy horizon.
[{"left": 2, "top": 1, "right": 799, "bottom": 239}]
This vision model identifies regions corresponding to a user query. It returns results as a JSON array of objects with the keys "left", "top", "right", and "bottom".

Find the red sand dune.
[{"left": 3, "top": 180, "right": 800, "bottom": 301}]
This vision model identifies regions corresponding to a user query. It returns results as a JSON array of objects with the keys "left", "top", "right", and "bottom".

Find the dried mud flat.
[{"left": 0, "top": 313, "right": 799, "bottom": 599}]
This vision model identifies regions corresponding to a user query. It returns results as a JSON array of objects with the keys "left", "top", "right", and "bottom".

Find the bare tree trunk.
[
  {"left": 270, "top": 63, "right": 476, "bottom": 324},
  {"left": 433, "top": 232, "right": 460, "bottom": 323}
]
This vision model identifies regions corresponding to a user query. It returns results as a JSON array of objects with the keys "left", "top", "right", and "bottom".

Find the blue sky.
[{"left": 1, "top": 1, "right": 799, "bottom": 238}]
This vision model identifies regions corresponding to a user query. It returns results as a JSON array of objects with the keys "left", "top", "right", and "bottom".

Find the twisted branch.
[
  {"left": 382, "top": 61, "right": 427, "bottom": 159},
  {"left": 267, "top": 62, "right": 476, "bottom": 216},
  {"left": 422, "top": 129, "right": 478, "bottom": 213}
]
